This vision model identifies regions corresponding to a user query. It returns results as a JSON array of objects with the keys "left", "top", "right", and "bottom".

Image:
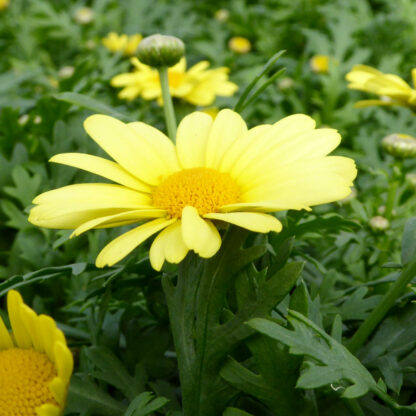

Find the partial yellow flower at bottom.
[
  {"left": 0, "top": 290, "right": 73, "bottom": 416},
  {"left": 0, "top": 0, "right": 9, "bottom": 11},
  {"left": 102, "top": 32, "right": 143, "bottom": 56},
  {"left": 29, "top": 110, "right": 356, "bottom": 271},
  {"left": 228, "top": 36, "right": 251, "bottom": 54},
  {"left": 111, "top": 57, "right": 238, "bottom": 106},
  {"left": 346, "top": 65, "right": 416, "bottom": 110},
  {"left": 310, "top": 55, "right": 330, "bottom": 74}
]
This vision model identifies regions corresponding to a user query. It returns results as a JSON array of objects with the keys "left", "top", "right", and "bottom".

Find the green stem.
[
  {"left": 347, "top": 255, "right": 416, "bottom": 354},
  {"left": 345, "top": 399, "right": 365, "bottom": 416},
  {"left": 158, "top": 66, "right": 177, "bottom": 142},
  {"left": 384, "top": 180, "right": 399, "bottom": 220}
]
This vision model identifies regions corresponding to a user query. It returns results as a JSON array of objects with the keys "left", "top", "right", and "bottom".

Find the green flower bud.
[
  {"left": 369, "top": 216, "right": 390, "bottom": 232},
  {"left": 137, "top": 34, "right": 185, "bottom": 68},
  {"left": 381, "top": 133, "right": 416, "bottom": 159}
]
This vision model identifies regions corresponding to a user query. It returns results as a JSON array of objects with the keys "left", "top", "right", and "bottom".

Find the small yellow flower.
[
  {"left": 215, "top": 9, "right": 230, "bottom": 23},
  {"left": 228, "top": 36, "right": 251, "bottom": 54},
  {"left": 346, "top": 65, "right": 416, "bottom": 110},
  {"left": 74, "top": 7, "right": 94, "bottom": 24},
  {"left": 29, "top": 110, "right": 356, "bottom": 271},
  {"left": 102, "top": 32, "right": 143, "bottom": 56},
  {"left": 0, "top": 290, "right": 73, "bottom": 415},
  {"left": 111, "top": 57, "right": 238, "bottom": 106},
  {"left": 201, "top": 107, "right": 219, "bottom": 119},
  {"left": 310, "top": 55, "right": 330, "bottom": 74},
  {"left": 0, "top": 0, "right": 9, "bottom": 11}
]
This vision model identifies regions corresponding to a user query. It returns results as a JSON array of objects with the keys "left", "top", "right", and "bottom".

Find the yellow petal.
[
  {"left": 7, "top": 290, "right": 32, "bottom": 349},
  {"left": 205, "top": 109, "right": 247, "bottom": 169},
  {"left": 71, "top": 209, "right": 167, "bottom": 237},
  {"left": 84, "top": 114, "right": 167, "bottom": 185},
  {"left": 35, "top": 403, "right": 61, "bottom": 416},
  {"left": 204, "top": 212, "right": 282, "bottom": 233},
  {"left": 50, "top": 153, "right": 151, "bottom": 192},
  {"left": 54, "top": 341, "right": 74, "bottom": 382},
  {"left": 38, "top": 315, "right": 58, "bottom": 361},
  {"left": 176, "top": 112, "right": 213, "bottom": 168},
  {"left": 221, "top": 201, "right": 311, "bottom": 213},
  {"left": 21, "top": 304, "right": 43, "bottom": 352},
  {"left": 128, "top": 122, "right": 180, "bottom": 173},
  {"left": 49, "top": 377, "right": 66, "bottom": 404},
  {"left": 96, "top": 218, "right": 175, "bottom": 267},
  {"left": 181, "top": 206, "right": 221, "bottom": 258},
  {"left": 0, "top": 315, "right": 13, "bottom": 349},
  {"left": 149, "top": 221, "right": 188, "bottom": 271}
]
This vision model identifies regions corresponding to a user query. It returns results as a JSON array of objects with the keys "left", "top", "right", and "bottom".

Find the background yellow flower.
[
  {"left": 29, "top": 110, "right": 356, "bottom": 271},
  {"left": 346, "top": 65, "right": 416, "bottom": 110},
  {"left": 0, "top": 290, "right": 73, "bottom": 415},
  {"left": 102, "top": 32, "right": 143, "bottom": 56},
  {"left": 111, "top": 57, "right": 238, "bottom": 105},
  {"left": 228, "top": 36, "right": 251, "bottom": 54},
  {"left": 310, "top": 55, "right": 330, "bottom": 74}
]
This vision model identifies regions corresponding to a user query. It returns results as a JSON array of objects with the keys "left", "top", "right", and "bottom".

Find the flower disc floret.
[
  {"left": 0, "top": 348, "right": 57, "bottom": 415},
  {"left": 153, "top": 168, "right": 240, "bottom": 217}
]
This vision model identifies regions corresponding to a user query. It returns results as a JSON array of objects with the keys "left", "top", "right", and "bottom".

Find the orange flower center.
[
  {"left": 0, "top": 348, "right": 58, "bottom": 415},
  {"left": 152, "top": 167, "right": 240, "bottom": 217}
]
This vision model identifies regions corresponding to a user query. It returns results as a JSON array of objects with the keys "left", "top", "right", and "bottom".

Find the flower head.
[
  {"left": 74, "top": 7, "right": 94, "bottom": 24},
  {"left": 346, "top": 65, "right": 416, "bottom": 110},
  {"left": 0, "top": 0, "right": 9, "bottom": 11},
  {"left": 111, "top": 58, "right": 238, "bottom": 106},
  {"left": 102, "top": 32, "right": 143, "bottom": 56},
  {"left": 0, "top": 290, "right": 73, "bottom": 415},
  {"left": 310, "top": 55, "right": 330, "bottom": 74},
  {"left": 228, "top": 36, "right": 251, "bottom": 54},
  {"left": 381, "top": 133, "right": 416, "bottom": 159},
  {"left": 29, "top": 110, "right": 356, "bottom": 271}
]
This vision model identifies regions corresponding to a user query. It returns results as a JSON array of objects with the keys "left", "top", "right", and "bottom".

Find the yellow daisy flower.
[
  {"left": 29, "top": 110, "right": 356, "bottom": 271},
  {"left": 0, "top": 290, "right": 73, "bottom": 416},
  {"left": 310, "top": 55, "right": 330, "bottom": 74},
  {"left": 346, "top": 65, "right": 416, "bottom": 110},
  {"left": 228, "top": 36, "right": 252, "bottom": 54},
  {"left": 102, "top": 32, "right": 143, "bottom": 56},
  {"left": 110, "top": 57, "right": 238, "bottom": 106},
  {"left": 0, "top": 0, "right": 9, "bottom": 11}
]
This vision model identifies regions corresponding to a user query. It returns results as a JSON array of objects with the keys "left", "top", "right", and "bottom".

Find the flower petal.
[
  {"left": 50, "top": 153, "right": 151, "bottom": 192},
  {"left": 204, "top": 212, "right": 282, "bottom": 233},
  {"left": 176, "top": 112, "right": 213, "bottom": 168},
  {"left": 128, "top": 122, "right": 180, "bottom": 173},
  {"left": 205, "top": 109, "right": 247, "bottom": 169},
  {"left": 181, "top": 206, "right": 221, "bottom": 258},
  {"left": 0, "top": 315, "right": 13, "bottom": 349},
  {"left": 7, "top": 290, "right": 32, "bottom": 349},
  {"left": 71, "top": 209, "right": 167, "bottom": 237},
  {"left": 84, "top": 114, "right": 168, "bottom": 185},
  {"left": 149, "top": 221, "right": 189, "bottom": 271},
  {"left": 96, "top": 218, "right": 176, "bottom": 267},
  {"left": 35, "top": 403, "right": 61, "bottom": 416},
  {"left": 54, "top": 341, "right": 74, "bottom": 382}
]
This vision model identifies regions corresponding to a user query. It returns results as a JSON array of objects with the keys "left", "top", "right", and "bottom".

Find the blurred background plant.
[{"left": 1, "top": 0, "right": 416, "bottom": 415}]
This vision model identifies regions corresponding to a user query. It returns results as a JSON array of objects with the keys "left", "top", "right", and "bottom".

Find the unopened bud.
[
  {"left": 137, "top": 34, "right": 185, "bottom": 68},
  {"left": 74, "top": 7, "right": 94, "bottom": 24},
  {"left": 215, "top": 9, "right": 229, "bottom": 23},
  {"left": 278, "top": 77, "right": 294, "bottom": 90},
  {"left": 381, "top": 133, "right": 416, "bottom": 159},
  {"left": 369, "top": 216, "right": 389, "bottom": 232}
]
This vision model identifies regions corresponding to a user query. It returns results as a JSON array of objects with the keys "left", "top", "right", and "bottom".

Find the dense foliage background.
[{"left": 1, "top": 0, "right": 416, "bottom": 415}]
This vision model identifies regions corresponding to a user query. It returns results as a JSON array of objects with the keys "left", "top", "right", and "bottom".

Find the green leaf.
[
  {"left": 85, "top": 346, "right": 139, "bottom": 401},
  {"left": 67, "top": 376, "right": 126, "bottom": 416},
  {"left": 223, "top": 408, "right": 254, "bottom": 416},
  {"left": 53, "top": 92, "right": 132, "bottom": 121},
  {"left": 402, "top": 217, "right": 416, "bottom": 265},
  {"left": 124, "top": 392, "right": 169, "bottom": 416}
]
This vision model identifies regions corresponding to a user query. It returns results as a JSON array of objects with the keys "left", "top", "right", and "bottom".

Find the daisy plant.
[
  {"left": 29, "top": 37, "right": 358, "bottom": 415},
  {"left": 0, "top": 290, "right": 73, "bottom": 416}
]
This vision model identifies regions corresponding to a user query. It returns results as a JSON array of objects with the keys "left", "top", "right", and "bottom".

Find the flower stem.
[
  {"left": 347, "top": 255, "right": 416, "bottom": 354},
  {"left": 384, "top": 180, "right": 399, "bottom": 220},
  {"left": 158, "top": 66, "right": 177, "bottom": 142}
]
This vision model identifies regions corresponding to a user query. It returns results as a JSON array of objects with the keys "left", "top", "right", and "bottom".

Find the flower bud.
[
  {"left": 310, "top": 55, "right": 329, "bottom": 74},
  {"left": 215, "top": 9, "right": 229, "bottom": 23},
  {"left": 74, "top": 7, "right": 94, "bottom": 24},
  {"left": 381, "top": 133, "right": 416, "bottom": 159},
  {"left": 228, "top": 36, "right": 251, "bottom": 54},
  {"left": 137, "top": 34, "right": 185, "bottom": 68},
  {"left": 369, "top": 216, "right": 390, "bottom": 232},
  {"left": 278, "top": 77, "right": 294, "bottom": 90}
]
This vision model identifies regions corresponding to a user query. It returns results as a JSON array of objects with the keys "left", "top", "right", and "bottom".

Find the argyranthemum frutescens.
[
  {"left": 346, "top": 65, "right": 416, "bottom": 110},
  {"left": 110, "top": 57, "right": 238, "bottom": 105},
  {"left": 29, "top": 109, "right": 357, "bottom": 271},
  {"left": 0, "top": 290, "right": 73, "bottom": 416}
]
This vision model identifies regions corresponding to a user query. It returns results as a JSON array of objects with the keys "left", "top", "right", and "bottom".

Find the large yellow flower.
[
  {"left": 346, "top": 65, "right": 416, "bottom": 110},
  {"left": 29, "top": 110, "right": 356, "bottom": 271},
  {"left": 110, "top": 57, "right": 238, "bottom": 106},
  {"left": 102, "top": 32, "right": 143, "bottom": 56},
  {"left": 0, "top": 290, "right": 73, "bottom": 416}
]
